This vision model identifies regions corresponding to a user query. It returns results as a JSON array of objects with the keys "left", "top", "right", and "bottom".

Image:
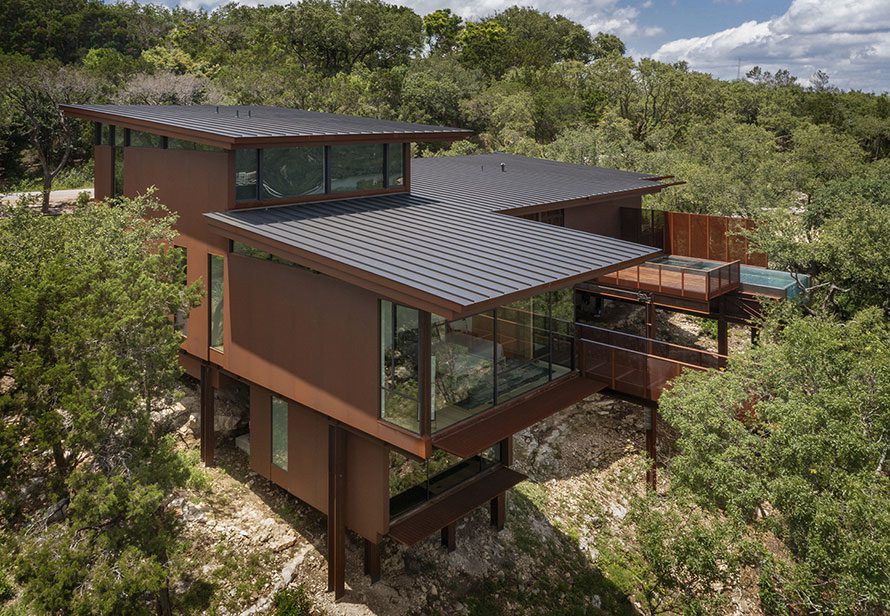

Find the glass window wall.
[
  {"left": 209, "top": 254, "right": 224, "bottom": 351},
  {"left": 329, "top": 144, "right": 384, "bottom": 192},
  {"left": 387, "top": 143, "right": 404, "bottom": 187},
  {"left": 235, "top": 149, "right": 258, "bottom": 201},
  {"left": 261, "top": 146, "right": 324, "bottom": 198},
  {"left": 271, "top": 396, "right": 288, "bottom": 470},
  {"left": 129, "top": 130, "right": 163, "bottom": 148},
  {"left": 380, "top": 300, "right": 420, "bottom": 433},
  {"left": 431, "top": 289, "right": 575, "bottom": 432}
]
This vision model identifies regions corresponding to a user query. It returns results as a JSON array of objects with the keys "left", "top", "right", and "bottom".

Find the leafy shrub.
[{"left": 273, "top": 585, "right": 313, "bottom": 616}]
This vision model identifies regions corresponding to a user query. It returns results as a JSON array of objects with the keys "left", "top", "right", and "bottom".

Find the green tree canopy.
[
  {"left": 659, "top": 309, "right": 890, "bottom": 613},
  {"left": 0, "top": 193, "right": 202, "bottom": 613}
]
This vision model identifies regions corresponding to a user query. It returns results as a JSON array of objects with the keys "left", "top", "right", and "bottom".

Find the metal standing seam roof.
[
  {"left": 205, "top": 153, "right": 668, "bottom": 318},
  {"left": 61, "top": 104, "right": 472, "bottom": 146},
  {"left": 412, "top": 153, "right": 671, "bottom": 211}
]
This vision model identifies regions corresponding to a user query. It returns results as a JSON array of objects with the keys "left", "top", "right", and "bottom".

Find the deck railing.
[
  {"left": 576, "top": 323, "right": 726, "bottom": 401},
  {"left": 597, "top": 258, "right": 741, "bottom": 301}
]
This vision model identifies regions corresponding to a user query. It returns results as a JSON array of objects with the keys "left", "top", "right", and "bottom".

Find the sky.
[{"left": 132, "top": 0, "right": 890, "bottom": 92}]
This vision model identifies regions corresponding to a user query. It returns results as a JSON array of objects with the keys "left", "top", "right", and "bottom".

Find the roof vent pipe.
[
  {"left": 236, "top": 110, "right": 240, "bottom": 118},
  {"left": 500, "top": 163, "right": 506, "bottom": 172},
  {"left": 215, "top": 106, "right": 219, "bottom": 113}
]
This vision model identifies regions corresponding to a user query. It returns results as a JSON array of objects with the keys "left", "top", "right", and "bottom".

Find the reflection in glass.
[
  {"left": 496, "top": 295, "right": 551, "bottom": 403},
  {"left": 129, "top": 130, "right": 162, "bottom": 148},
  {"left": 209, "top": 255, "right": 224, "bottom": 351},
  {"left": 330, "top": 144, "right": 384, "bottom": 192},
  {"left": 380, "top": 301, "right": 420, "bottom": 433},
  {"left": 261, "top": 146, "right": 324, "bottom": 198},
  {"left": 387, "top": 143, "right": 404, "bottom": 187},
  {"left": 431, "top": 288, "right": 576, "bottom": 432},
  {"left": 235, "top": 149, "right": 258, "bottom": 201},
  {"left": 271, "top": 396, "right": 288, "bottom": 470},
  {"left": 431, "top": 312, "right": 496, "bottom": 431}
]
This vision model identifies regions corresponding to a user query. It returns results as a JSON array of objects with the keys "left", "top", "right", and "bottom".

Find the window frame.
[{"left": 208, "top": 253, "right": 225, "bottom": 353}]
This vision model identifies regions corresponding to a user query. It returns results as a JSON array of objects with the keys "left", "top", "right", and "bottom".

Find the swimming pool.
[{"left": 740, "top": 266, "right": 810, "bottom": 299}]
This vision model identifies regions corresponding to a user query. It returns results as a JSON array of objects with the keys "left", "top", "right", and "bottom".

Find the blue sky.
[{"left": 126, "top": 0, "right": 890, "bottom": 92}]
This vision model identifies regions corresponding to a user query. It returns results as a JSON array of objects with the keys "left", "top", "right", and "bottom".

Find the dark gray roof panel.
[
  {"left": 206, "top": 189, "right": 660, "bottom": 314},
  {"left": 62, "top": 104, "right": 471, "bottom": 143},
  {"left": 412, "top": 153, "right": 667, "bottom": 211}
]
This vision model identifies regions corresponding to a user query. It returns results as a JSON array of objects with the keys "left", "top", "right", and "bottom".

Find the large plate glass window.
[
  {"left": 430, "top": 288, "right": 575, "bottom": 432},
  {"left": 380, "top": 300, "right": 420, "bottom": 433},
  {"left": 330, "top": 144, "right": 384, "bottom": 192},
  {"left": 271, "top": 396, "right": 288, "bottom": 471},
  {"left": 261, "top": 146, "right": 324, "bottom": 198},
  {"left": 209, "top": 254, "right": 224, "bottom": 351}
]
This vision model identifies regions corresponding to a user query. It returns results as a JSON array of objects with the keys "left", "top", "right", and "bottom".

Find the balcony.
[
  {"left": 577, "top": 323, "right": 725, "bottom": 401},
  {"left": 596, "top": 255, "right": 741, "bottom": 301}
]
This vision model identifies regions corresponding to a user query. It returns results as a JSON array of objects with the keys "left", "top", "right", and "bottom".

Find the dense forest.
[{"left": 0, "top": 0, "right": 888, "bottom": 614}]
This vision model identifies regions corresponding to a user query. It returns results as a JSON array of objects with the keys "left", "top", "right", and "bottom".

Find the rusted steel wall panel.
[
  {"left": 249, "top": 385, "right": 272, "bottom": 480},
  {"left": 93, "top": 145, "right": 113, "bottom": 201},
  {"left": 124, "top": 147, "right": 231, "bottom": 361},
  {"left": 689, "top": 214, "right": 709, "bottom": 259},
  {"left": 563, "top": 196, "right": 642, "bottom": 238},
  {"left": 665, "top": 212, "right": 768, "bottom": 266},
  {"left": 248, "top": 385, "right": 388, "bottom": 541},
  {"left": 227, "top": 253, "right": 425, "bottom": 456}
]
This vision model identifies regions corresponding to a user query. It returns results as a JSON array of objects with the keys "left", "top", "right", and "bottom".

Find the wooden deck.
[
  {"left": 597, "top": 258, "right": 740, "bottom": 301},
  {"left": 388, "top": 465, "right": 526, "bottom": 546}
]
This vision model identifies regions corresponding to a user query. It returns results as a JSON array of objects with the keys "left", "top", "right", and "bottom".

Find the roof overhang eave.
[
  {"left": 496, "top": 181, "right": 685, "bottom": 217},
  {"left": 60, "top": 105, "right": 473, "bottom": 149},
  {"left": 205, "top": 213, "right": 662, "bottom": 321}
]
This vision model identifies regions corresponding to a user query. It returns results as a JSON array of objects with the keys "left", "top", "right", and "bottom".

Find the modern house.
[{"left": 61, "top": 104, "right": 805, "bottom": 598}]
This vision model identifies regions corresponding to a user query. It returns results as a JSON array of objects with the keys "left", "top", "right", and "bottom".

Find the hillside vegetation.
[{"left": 0, "top": 1, "right": 888, "bottom": 614}]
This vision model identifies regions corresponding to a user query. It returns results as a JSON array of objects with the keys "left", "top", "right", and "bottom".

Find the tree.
[
  {"left": 751, "top": 178, "right": 890, "bottom": 316},
  {"left": 457, "top": 21, "right": 508, "bottom": 79},
  {"left": 659, "top": 309, "right": 890, "bottom": 613},
  {"left": 423, "top": 8, "right": 463, "bottom": 54},
  {"left": 0, "top": 192, "right": 202, "bottom": 612},
  {"left": 600, "top": 493, "right": 749, "bottom": 616},
  {"left": 591, "top": 32, "right": 625, "bottom": 58},
  {"left": 0, "top": 59, "right": 96, "bottom": 212}
]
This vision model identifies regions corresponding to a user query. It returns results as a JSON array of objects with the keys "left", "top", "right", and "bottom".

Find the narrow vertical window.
[
  {"left": 173, "top": 246, "right": 188, "bottom": 337},
  {"left": 235, "top": 149, "right": 258, "bottom": 201},
  {"left": 387, "top": 143, "right": 405, "bottom": 187},
  {"left": 379, "top": 300, "right": 421, "bottom": 433},
  {"left": 271, "top": 396, "right": 288, "bottom": 470},
  {"left": 209, "top": 254, "right": 224, "bottom": 352}
]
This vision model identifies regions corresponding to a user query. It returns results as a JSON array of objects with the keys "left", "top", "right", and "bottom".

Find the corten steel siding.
[
  {"left": 123, "top": 147, "right": 232, "bottom": 361},
  {"left": 93, "top": 145, "right": 114, "bottom": 201},
  {"left": 227, "top": 253, "right": 426, "bottom": 457},
  {"left": 563, "top": 196, "right": 643, "bottom": 239},
  {"left": 249, "top": 385, "right": 390, "bottom": 541}
]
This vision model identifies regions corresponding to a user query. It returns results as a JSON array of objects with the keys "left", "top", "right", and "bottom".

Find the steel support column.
[
  {"left": 490, "top": 493, "right": 506, "bottom": 530},
  {"left": 441, "top": 523, "right": 456, "bottom": 552},
  {"left": 199, "top": 363, "right": 215, "bottom": 467},
  {"left": 363, "top": 539, "right": 381, "bottom": 584},
  {"left": 327, "top": 423, "right": 347, "bottom": 599}
]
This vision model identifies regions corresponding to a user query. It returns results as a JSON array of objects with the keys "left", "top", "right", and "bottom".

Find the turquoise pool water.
[{"left": 740, "top": 266, "right": 810, "bottom": 299}]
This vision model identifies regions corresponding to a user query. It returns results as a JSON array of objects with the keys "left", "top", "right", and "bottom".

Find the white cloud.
[{"left": 653, "top": 0, "right": 890, "bottom": 91}]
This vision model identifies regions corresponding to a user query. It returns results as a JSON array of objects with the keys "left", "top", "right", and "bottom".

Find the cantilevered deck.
[{"left": 596, "top": 255, "right": 741, "bottom": 301}]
